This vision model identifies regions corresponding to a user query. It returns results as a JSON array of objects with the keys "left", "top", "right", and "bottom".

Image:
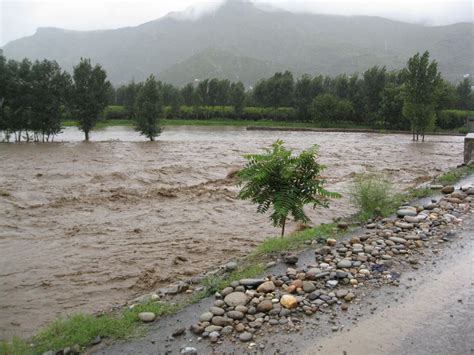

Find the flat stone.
[
  {"left": 239, "top": 279, "right": 265, "bottom": 287},
  {"left": 224, "top": 292, "right": 248, "bottom": 307},
  {"left": 302, "top": 281, "right": 316, "bottom": 293},
  {"left": 395, "top": 221, "right": 414, "bottom": 229},
  {"left": 337, "top": 259, "right": 352, "bottom": 269},
  {"left": 181, "top": 347, "right": 198, "bottom": 354},
  {"left": 211, "top": 316, "right": 233, "bottom": 326},
  {"left": 199, "top": 312, "right": 214, "bottom": 322},
  {"left": 172, "top": 327, "right": 186, "bottom": 337},
  {"left": 220, "top": 287, "right": 234, "bottom": 297},
  {"left": 209, "top": 307, "right": 225, "bottom": 316},
  {"left": 389, "top": 236, "right": 407, "bottom": 244},
  {"left": 225, "top": 261, "right": 238, "bottom": 271},
  {"left": 396, "top": 208, "right": 417, "bottom": 217}
]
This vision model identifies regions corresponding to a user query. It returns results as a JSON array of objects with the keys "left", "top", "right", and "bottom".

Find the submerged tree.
[
  {"left": 238, "top": 140, "right": 340, "bottom": 236},
  {"left": 134, "top": 75, "right": 162, "bottom": 141},
  {"left": 70, "top": 58, "right": 111, "bottom": 141},
  {"left": 402, "top": 51, "right": 441, "bottom": 141}
]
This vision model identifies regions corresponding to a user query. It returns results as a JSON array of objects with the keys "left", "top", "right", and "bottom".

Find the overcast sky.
[{"left": 1, "top": 0, "right": 472, "bottom": 46}]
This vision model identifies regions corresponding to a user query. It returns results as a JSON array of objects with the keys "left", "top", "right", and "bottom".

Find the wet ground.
[
  {"left": 92, "top": 182, "right": 474, "bottom": 355},
  {"left": 0, "top": 126, "right": 464, "bottom": 338}
]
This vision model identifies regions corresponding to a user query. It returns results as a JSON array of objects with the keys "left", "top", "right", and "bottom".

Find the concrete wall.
[{"left": 465, "top": 133, "right": 474, "bottom": 164}]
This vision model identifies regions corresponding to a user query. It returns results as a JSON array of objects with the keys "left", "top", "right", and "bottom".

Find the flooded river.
[{"left": 0, "top": 126, "right": 463, "bottom": 338}]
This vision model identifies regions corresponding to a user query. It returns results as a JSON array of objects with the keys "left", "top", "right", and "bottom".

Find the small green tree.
[
  {"left": 402, "top": 51, "right": 441, "bottom": 141},
  {"left": 238, "top": 140, "right": 340, "bottom": 236},
  {"left": 71, "top": 58, "right": 111, "bottom": 141},
  {"left": 134, "top": 75, "right": 162, "bottom": 141}
]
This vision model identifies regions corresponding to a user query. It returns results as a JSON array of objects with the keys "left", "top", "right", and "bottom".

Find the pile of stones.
[{"left": 181, "top": 185, "right": 473, "bottom": 345}]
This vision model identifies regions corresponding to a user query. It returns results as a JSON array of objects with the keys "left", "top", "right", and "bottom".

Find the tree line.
[{"left": 1, "top": 51, "right": 473, "bottom": 142}]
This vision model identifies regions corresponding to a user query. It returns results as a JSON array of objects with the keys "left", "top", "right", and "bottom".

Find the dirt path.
[{"left": 0, "top": 126, "right": 464, "bottom": 338}]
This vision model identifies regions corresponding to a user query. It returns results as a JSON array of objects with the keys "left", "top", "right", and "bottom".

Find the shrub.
[
  {"left": 436, "top": 109, "right": 474, "bottom": 130},
  {"left": 350, "top": 173, "right": 399, "bottom": 220}
]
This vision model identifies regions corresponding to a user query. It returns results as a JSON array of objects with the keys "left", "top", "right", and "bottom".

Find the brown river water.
[{"left": 0, "top": 126, "right": 463, "bottom": 339}]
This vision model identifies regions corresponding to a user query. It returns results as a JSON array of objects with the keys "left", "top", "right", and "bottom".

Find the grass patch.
[
  {"left": 407, "top": 187, "right": 433, "bottom": 199},
  {"left": 0, "top": 301, "right": 177, "bottom": 354},
  {"left": 350, "top": 173, "right": 402, "bottom": 221},
  {"left": 435, "top": 165, "right": 474, "bottom": 186},
  {"left": 255, "top": 223, "right": 336, "bottom": 255}
]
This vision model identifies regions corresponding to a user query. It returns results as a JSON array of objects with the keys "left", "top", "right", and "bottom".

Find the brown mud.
[{"left": 0, "top": 126, "right": 464, "bottom": 338}]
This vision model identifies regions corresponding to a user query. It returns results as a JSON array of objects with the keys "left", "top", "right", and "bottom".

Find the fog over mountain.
[{"left": 2, "top": 0, "right": 473, "bottom": 86}]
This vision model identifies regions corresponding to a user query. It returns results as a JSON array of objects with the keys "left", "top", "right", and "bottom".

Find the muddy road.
[{"left": 0, "top": 126, "right": 463, "bottom": 338}]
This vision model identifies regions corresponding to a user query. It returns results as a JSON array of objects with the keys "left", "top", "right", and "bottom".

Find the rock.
[
  {"left": 302, "top": 281, "right": 316, "bottom": 293},
  {"left": 239, "top": 278, "right": 265, "bottom": 287},
  {"left": 209, "top": 306, "right": 225, "bottom": 316},
  {"left": 209, "top": 331, "right": 220, "bottom": 343},
  {"left": 389, "top": 236, "right": 407, "bottom": 244},
  {"left": 190, "top": 324, "right": 204, "bottom": 334},
  {"left": 235, "top": 323, "right": 246, "bottom": 332},
  {"left": 337, "top": 222, "right": 348, "bottom": 230},
  {"left": 327, "top": 280, "right": 338, "bottom": 287},
  {"left": 221, "top": 325, "right": 233, "bottom": 335},
  {"left": 200, "top": 312, "right": 214, "bottom": 322},
  {"left": 344, "top": 293, "right": 355, "bottom": 302},
  {"left": 239, "top": 332, "right": 253, "bottom": 342},
  {"left": 224, "top": 292, "right": 248, "bottom": 307},
  {"left": 326, "top": 238, "right": 337, "bottom": 246},
  {"left": 204, "top": 325, "right": 222, "bottom": 333},
  {"left": 220, "top": 286, "right": 234, "bottom": 297},
  {"left": 235, "top": 305, "right": 248, "bottom": 313},
  {"left": 225, "top": 261, "right": 238, "bottom": 271},
  {"left": 283, "top": 254, "right": 299, "bottom": 264},
  {"left": 138, "top": 312, "right": 156, "bottom": 322},
  {"left": 280, "top": 294, "right": 298, "bottom": 309},
  {"left": 227, "top": 310, "right": 244, "bottom": 320},
  {"left": 256, "top": 281, "right": 275, "bottom": 293},
  {"left": 181, "top": 347, "right": 198, "bottom": 354},
  {"left": 441, "top": 186, "right": 455, "bottom": 194},
  {"left": 211, "top": 316, "right": 233, "bottom": 326},
  {"left": 257, "top": 300, "right": 273, "bottom": 312},
  {"left": 395, "top": 221, "right": 414, "bottom": 229},
  {"left": 335, "top": 289, "right": 348, "bottom": 298},
  {"left": 91, "top": 336, "right": 101, "bottom": 345},
  {"left": 172, "top": 327, "right": 186, "bottom": 337},
  {"left": 396, "top": 208, "right": 417, "bottom": 217},
  {"left": 337, "top": 259, "right": 352, "bottom": 269}
]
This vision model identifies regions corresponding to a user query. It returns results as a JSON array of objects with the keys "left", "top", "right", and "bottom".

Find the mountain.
[{"left": 3, "top": 0, "right": 473, "bottom": 86}]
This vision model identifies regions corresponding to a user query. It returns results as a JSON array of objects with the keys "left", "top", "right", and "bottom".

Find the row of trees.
[
  {"left": 1, "top": 51, "right": 472, "bottom": 142},
  {"left": 0, "top": 56, "right": 111, "bottom": 141}
]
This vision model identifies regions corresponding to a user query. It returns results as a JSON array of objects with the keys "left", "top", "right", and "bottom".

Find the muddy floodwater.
[{"left": 0, "top": 126, "right": 463, "bottom": 339}]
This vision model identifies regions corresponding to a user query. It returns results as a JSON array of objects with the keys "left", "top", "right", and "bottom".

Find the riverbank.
[
  {"left": 2, "top": 165, "right": 472, "bottom": 354},
  {"left": 61, "top": 119, "right": 462, "bottom": 135}
]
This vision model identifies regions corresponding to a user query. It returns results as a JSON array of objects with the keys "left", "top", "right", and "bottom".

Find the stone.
[
  {"left": 172, "top": 327, "right": 186, "bottom": 337},
  {"left": 344, "top": 293, "right": 355, "bottom": 302},
  {"left": 181, "top": 348, "right": 198, "bottom": 355},
  {"left": 335, "top": 289, "right": 348, "bottom": 298},
  {"left": 211, "top": 316, "right": 233, "bottom": 326},
  {"left": 257, "top": 300, "right": 273, "bottom": 312},
  {"left": 190, "top": 324, "right": 205, "bottom": 335},
  {"left": 395, "top": 221, "right": 414, "bottom": 229},
  {"left": 220, "top": 287, "right": 234, "bottom": 297},
  {"left": 225, "top": 261, "right": 238, "bottom": 271},
  {"left": 209, "top": 307, "right": 225, "bottom": 316},
  {"left": 256, "top": 281, "right": 275, "bottom": 293},
  {"left": 235, "top": 305, "right": 248, "bottom": 313},
  {"left": 326, "top": 238, "right": 337, "bottom": 246},
  {"left": 224, "top": 292, "right": 248, "bottom": 307},
  {"left": 396, "top": 208, "right": 417, "bottom": 217},
  {"left": 337, "top": 259, "right": 352, "bottom": 269},
  {"left": 239, "top": 279, "right": 265, "bottom": 287},
  {"left": 235, "top": 323, "right": 246, "bottom": 332},
  {"left": 91, "top": 336, "right": 101, "bottom": 345},
  {"left": 209, "top": 331, "right": 219, "bottom": 343},
  {"left": 389, "top": 237, "right": 407, "bottom": 244},
  {"left": 239, "top": 332, "right": 253, "bottom": 342},
  {"left": 337, "top": 222, "right": 349, "bottom": 230},
  {"left": 327, "top": 280, "right": 338, "bottom": 287},
  {"left": 227, "top": 310, "right": 244, "bottom": 320},
  {"left": 204, "top": 325, "right": 222, "bottom": 333},
  {"left": 441, "top": 186, "right": 455, "bottom": 194},
  {"left": 302, "top": 281, "right": 316, "bottom": 293},
  {"left": 280, "top": 294, "right": 298, "bottom": 309},
  {"left": 138, "top": 312, "right": 156, "bottom": 322},
  {"left": 283, "top": 254, "right": 299, "bottom": 264}
]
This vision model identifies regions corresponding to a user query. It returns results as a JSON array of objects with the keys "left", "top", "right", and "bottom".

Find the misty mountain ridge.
[{"left": 3, "top": 0, "right": 473, "bottom": 86}]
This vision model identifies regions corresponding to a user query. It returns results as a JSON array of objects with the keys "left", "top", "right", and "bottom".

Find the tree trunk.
[
  {"left": 281, "top": 218, "right": 286, "bottom": 237},
  {"left": 422, "top": 131, "right": 425, "bottom": 142},
  {"left": 85, "top": 130, "right": 89, "bottom": 141}
]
